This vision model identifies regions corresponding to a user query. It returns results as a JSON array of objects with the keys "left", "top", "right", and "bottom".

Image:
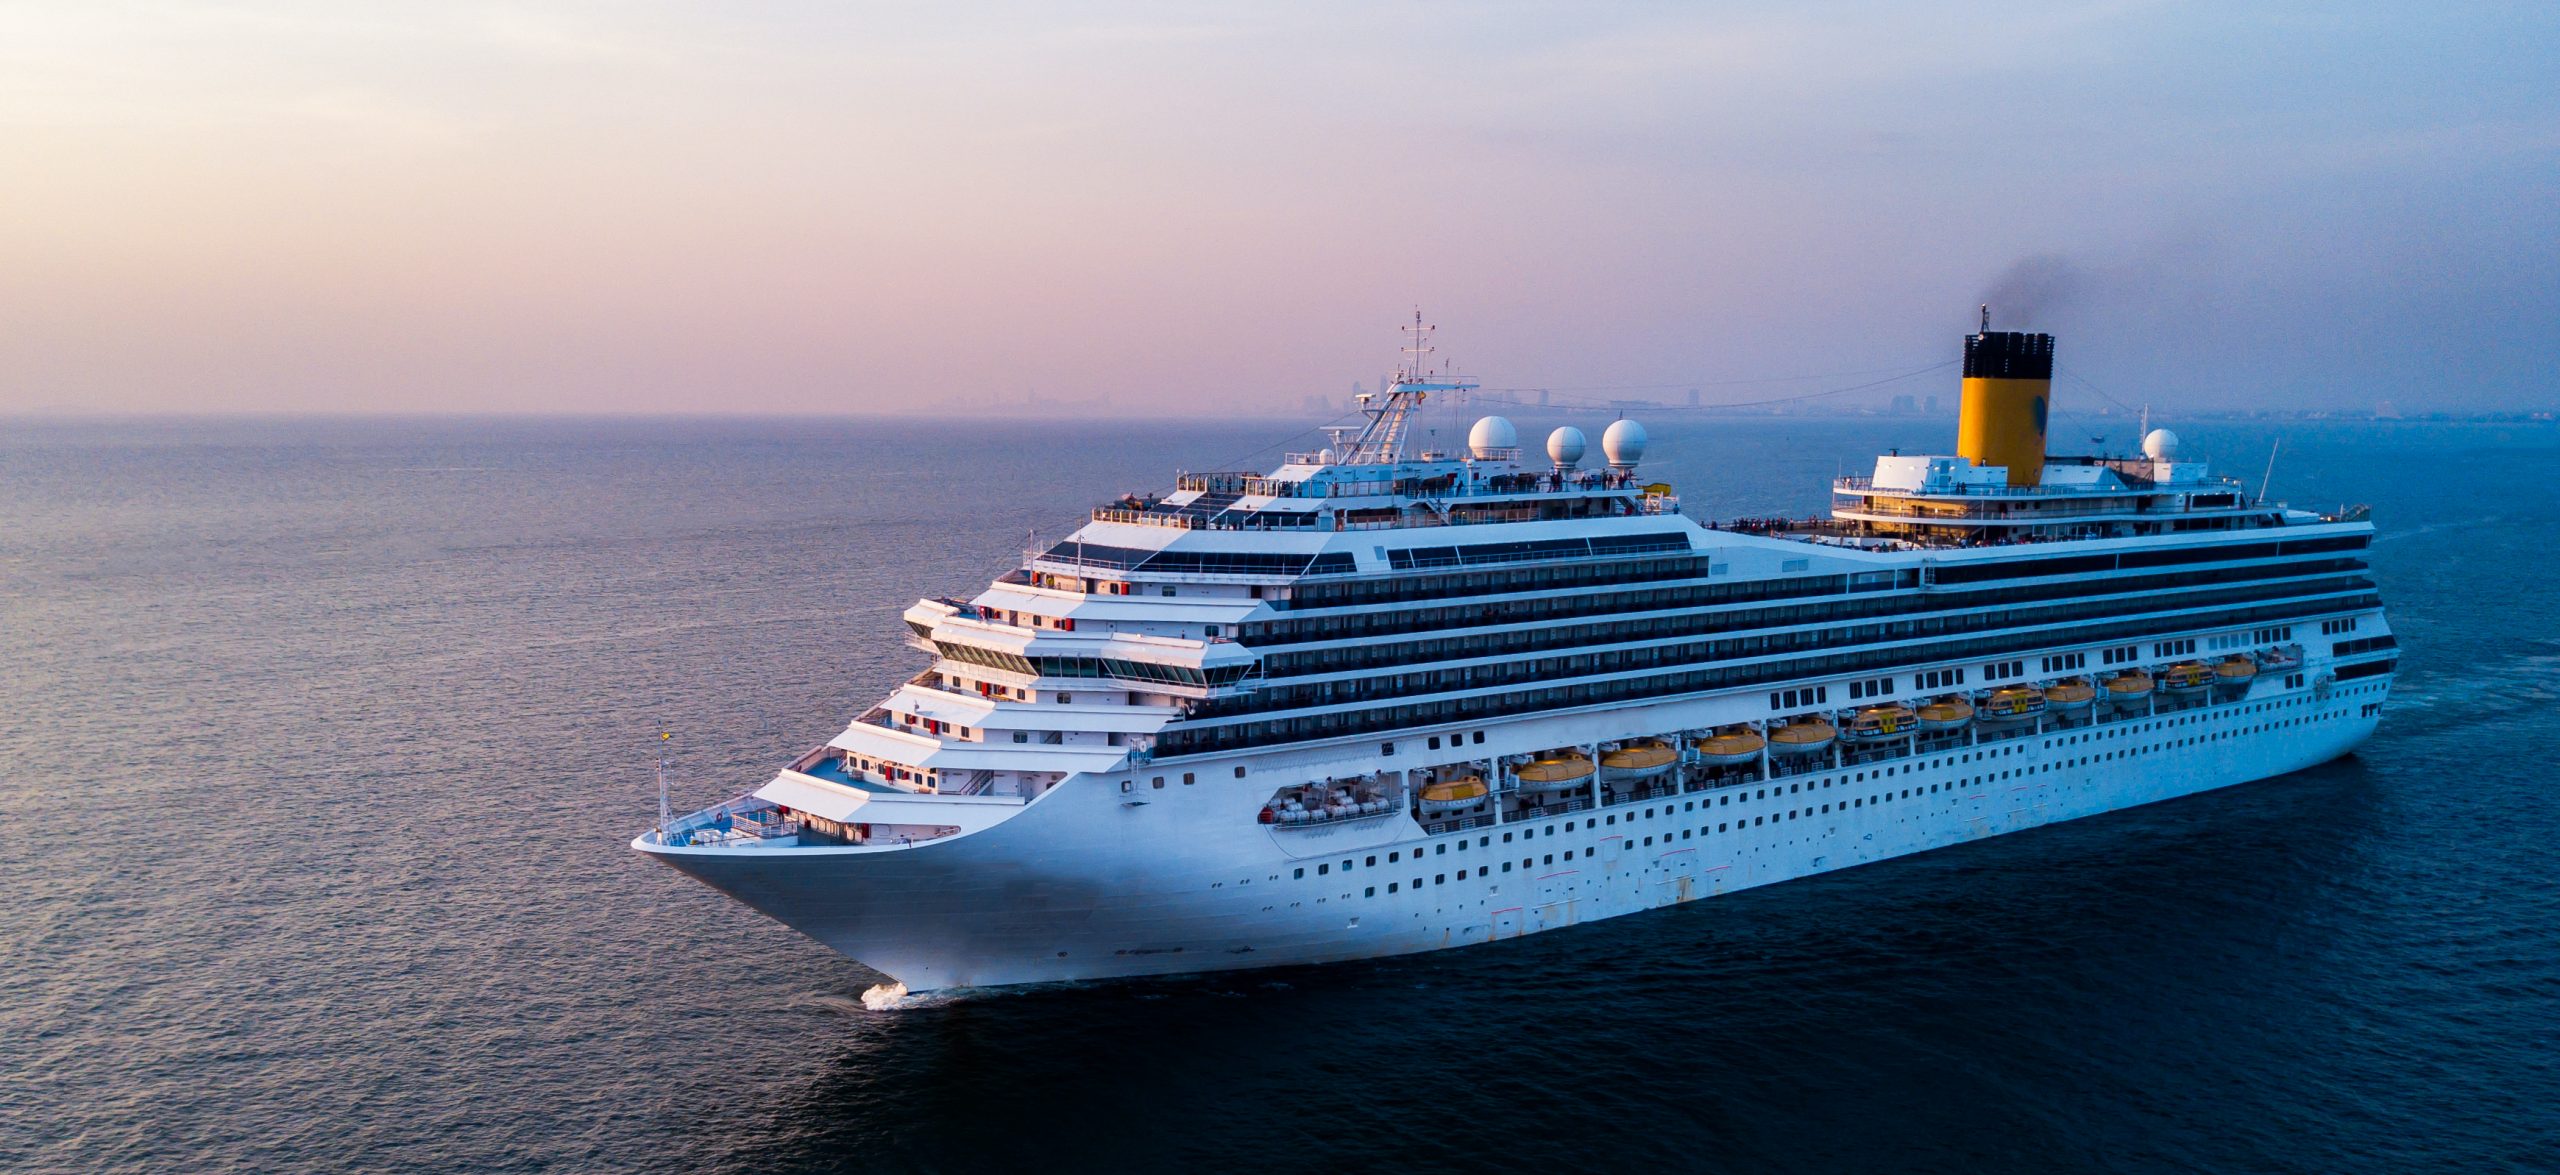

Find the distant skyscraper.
[{"left": 1890, "top": 394, "right": 1918, "bottom": 415}]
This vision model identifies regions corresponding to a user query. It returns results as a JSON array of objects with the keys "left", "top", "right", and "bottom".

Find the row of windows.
[
  {"left": 1152, "top": 592, "right": 2381, "bottom": 758},
  {"left": 933, "top": 641, "right": 1252, "bottom": 688},
  {"left": 2321, "top": 617, "right": 2361, "bottom": 635},
  {"left": 1286, "top": 553, "right": 1732, "bottom": 613},
  {"left": 1771, "top": 686, "right": 1831, "bottom": 710},
  {"left": 1915, "top": 667, "right": 1967, "bottom": 689},
  {"left": 1925, "top": 534, "right": 2369, "bottom": 585},
  {"left": 1205, "top": 574, "right": 2371, "bottom": 719},
  {"left": 1382, "top": 531, "right": 1692, "bottom": 572},
  {"left": 1845, "top": 677, "right": 1894, "bottom": 700},
  {"left": 2333, "top": 634, "right": 2397, "bottom": 657},
  {"left": 2101, "top": 644, "right": 2142, "bottom": 665},
  {"left": 2038, "top": 652, "right": 2085, "bottom": 673},
  {"left": 1039, "top": 541, "right": 1350, "bottom": 577},
  {"left": 1982, "top": 659, "right": 2025, "bottom": 681},
  {"left": 2155, "top": 638, "right": 2198, "bottom": 657},
  {"left": 1249, "top": 553, "right": 2366, "bottom": 654}
]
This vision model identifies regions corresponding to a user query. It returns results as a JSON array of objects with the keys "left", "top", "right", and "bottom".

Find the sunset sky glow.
[{"left": 3, "top": 1, "right": 2554, "bottom": 415}]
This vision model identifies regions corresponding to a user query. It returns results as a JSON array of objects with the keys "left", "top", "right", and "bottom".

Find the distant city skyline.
[{"left": 2, "top": 2, "right": 2553, "bottom": 417}]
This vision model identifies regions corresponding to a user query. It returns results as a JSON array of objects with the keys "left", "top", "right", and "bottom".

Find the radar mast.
[{"left": 1325, "top": 309, "right": 1478, "bottom": 465}]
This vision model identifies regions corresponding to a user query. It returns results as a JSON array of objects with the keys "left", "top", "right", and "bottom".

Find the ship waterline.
[{"left": 635, "top": 318, "right": 2396, "bottom": 992}]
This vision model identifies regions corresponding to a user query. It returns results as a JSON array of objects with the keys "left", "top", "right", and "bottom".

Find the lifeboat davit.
[
  {"left": 2214, "top": 656, "right": 2258, "bottom": 695},
  {"left": 2043, "top": 678, "right": 2097, "bottom": 712},
  {"left": 1692, "top": 728, "right": 1765, "bottom": 767},
  {"left": 1978, "top": 686, "right": 2048, "bottom": 724},
  {"left": 1418, "top": 777, "right": 1488, "bottom": 816},
  {"left": 1599, "top": 740, "right": 1678, "bottom": 784},
  {"left": 1513, "top": 753, "right": 1595, "bottom": 792},
  {"left": 2161, "top": 661, "right": 2215, "bottom": 693},
  {"left": 1917, "top": 697, "right": 1975, "bottom": 732},
  {"left": 1845, "top": 704, "right": 1919, "bottom": 742},
  {"left": 1769, "top": 719, "right": 1838, "bottom": 756},
  {"left": 2105, "top": 670, "right": 2155, "bottom": 709}
]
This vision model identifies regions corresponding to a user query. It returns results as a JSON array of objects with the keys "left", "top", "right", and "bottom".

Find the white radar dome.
[
  {"left": 1468, "top": 415, "right": 1519, "bottom": 458},
  {"left": 2142, "top": 428, "right": 2181, "bottom": 461},
  {"left": 1546, "top": 426, "right": 1587, "bottom": 469},
  {"left": 1602, "top": 419, "right": 1649, "bottom": 469}
]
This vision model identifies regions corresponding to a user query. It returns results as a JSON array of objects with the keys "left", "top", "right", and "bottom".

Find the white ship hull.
[{"left": 639, "top": 674, "right": 2389, "bottom": 991}]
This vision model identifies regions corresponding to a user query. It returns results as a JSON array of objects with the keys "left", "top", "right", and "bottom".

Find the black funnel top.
[{"left": 1963, "top": 332, "right": 2056, "bottom": 380}]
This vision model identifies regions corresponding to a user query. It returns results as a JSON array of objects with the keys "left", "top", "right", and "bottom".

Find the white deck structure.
[{"left": 636, "top": 327, "right": 2395, "bottom": 992}]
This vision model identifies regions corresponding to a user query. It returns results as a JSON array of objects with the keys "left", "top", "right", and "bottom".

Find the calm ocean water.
[{"left": 4, "top": 413, "right": 2556, "bottom": 1173}]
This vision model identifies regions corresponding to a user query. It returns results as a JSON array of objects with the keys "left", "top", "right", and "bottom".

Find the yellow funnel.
[{"left": 1956, "top": 330, "right": 2055, "bottom": 487}]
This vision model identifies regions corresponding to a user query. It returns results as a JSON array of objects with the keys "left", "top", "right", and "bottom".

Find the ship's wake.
[{"left": 860, "top": 982, "right": 912, "bottom": 1011}]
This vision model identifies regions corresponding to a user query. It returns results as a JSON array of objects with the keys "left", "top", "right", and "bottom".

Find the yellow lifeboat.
[
  {"left": 1692, "top": 728, "right": 1765, "bottom": 767},
  {"left": 1769, "top": 719, "right": 1838, "bottom": 756},
  {"left": 2105, "top": 670, "right": 2154, "bottom": 709},
  {"left": 1917, "top": 697, "right": 1975, "bottom": 732},
  {"left": 1846, "top": 704, "right": 1919, "bottom": 741},
  {"left": 1513, "top": 753, "right": 1595, "bottom": 792},
  {"left": 2043, "top": 678, "right": 2097, "bottom": 712},
  {"left": 1599, "top": 740, "right": 1678, "bottom": 783},
  {"left": 1418, "top": 777, "right": 1488, "bottom": 816},
  {"left": 1978, "top": 686, "right": 2048, "bottom": 724},
  {"left": 2215, "top": 656, "right": 2259, "bottom": 691},
  {"left": 2161, "top": 661, "right": 2215, "bottom": 692}
]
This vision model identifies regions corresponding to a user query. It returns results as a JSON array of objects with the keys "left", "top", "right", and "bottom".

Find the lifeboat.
[
  {"left": 1418, "top": 777, "right": 1488, "bottom": 816},
  {"left": 1600, "top": 740, "right": 1678, "bottom": 783},
  {"left": 2161, "top": 661, "right": 2215, "bottom": 693},
  {"left": 1769, "top": 719, "right": 1838, "bottom": 756},
  {"left": 1692, "top": 728, "right": 1766, "bottom": 767},
  {"left": 2104, "top": 670, "right": 2154, "bottom": 709},
  {"left": 2257, "top": 647, "right": 2302, "bottom": 672},
  {"left": 2043, "top": 678, "right": 2097, "bottom": 713},
  {"left": 1513, "top": 753, "right": 1595, "bottom": 792},
  {"left": 1978, "top": 686, "right": 2048, "bottom": 724},
  {"left": 2214, "top": 656, "right": 2258, "bottom": 695},
  {"left": 1917, "top": 697, "right": 1975, "bottom": 732},
  {"left": 1845, "top": 704, "right": 1919, "bottom": 742}
]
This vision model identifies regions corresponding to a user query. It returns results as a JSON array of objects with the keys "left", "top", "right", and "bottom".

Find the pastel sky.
[{"left": 3, "top": 1, "right": 2553, "bottom": 416}]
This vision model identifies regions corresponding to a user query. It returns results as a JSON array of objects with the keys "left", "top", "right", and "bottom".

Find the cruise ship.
[{"left": 635, "top": 316, "right": 2397, "bottom": 993}]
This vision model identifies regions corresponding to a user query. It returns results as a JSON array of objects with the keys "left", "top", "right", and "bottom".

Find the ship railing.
[
  {"left": 1091, "top": 507, "right": 1202, "bottom": 528},
  {"left": 1604, "top": 780, "right": 1682, "bottom": 806},
  {"left": 1508, "top": 796, "right": 1590, "bottom": 820},
  {"left": 1420, "top": 811, "right": 1498, "bottom": 835}
]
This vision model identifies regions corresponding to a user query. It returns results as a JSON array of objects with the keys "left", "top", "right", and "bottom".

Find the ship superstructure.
[{"left": 636, "top": 317, "right": 2396, "bottom": 992}]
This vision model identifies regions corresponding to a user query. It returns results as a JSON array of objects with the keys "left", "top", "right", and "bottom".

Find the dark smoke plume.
[{"left": 1980, "top": 255, "right": 2087, "bottom": 329}]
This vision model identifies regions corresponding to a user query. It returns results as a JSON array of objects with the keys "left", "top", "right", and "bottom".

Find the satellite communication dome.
[
  {"left": 1547, "top": 426, "right": 1587, "bottom": 468},
  {"left": 1468, "top": 415, "right": 1519, "bottom": 458},
  {"left": 1601, "top": 419, "right": 1648, "bottom": 469},
  {"left": 2142, "top": 428, "right": 2181, "bottom": 461}
]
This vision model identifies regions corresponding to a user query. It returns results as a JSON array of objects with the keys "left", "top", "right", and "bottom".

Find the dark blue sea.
[{"left": 4, "top": 414, "right": 2556, "bottom": 1173}]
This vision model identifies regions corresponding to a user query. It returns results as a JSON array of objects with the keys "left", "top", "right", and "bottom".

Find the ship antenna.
[
  {"left": 656, "top": 731, "right": 672, "bottom": 839},
  {"left": 2256, "top": 436, "right": 2283, "bottom": 505},
  {"left": 1979, "top": 304, "right": 1990, "bottom": 334}
]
